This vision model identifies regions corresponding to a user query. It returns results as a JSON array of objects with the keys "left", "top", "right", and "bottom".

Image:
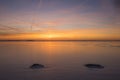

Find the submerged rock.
[
  {"left": 85, "top": 64, "right": 104, "bottom": 69},
  {"left": 30, "top": 64, "right": 45, "bottom": 69}
]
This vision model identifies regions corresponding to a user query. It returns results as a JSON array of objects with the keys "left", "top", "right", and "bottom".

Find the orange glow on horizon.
[
  {"left": 0, "top": 29, "right": 120, "bottom": 40},
  {"left": 42, "top": 34, "right": 61, "bottom": 39}
]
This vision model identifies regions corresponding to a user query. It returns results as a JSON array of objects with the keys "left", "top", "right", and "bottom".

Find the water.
[{"left": 0, "top": 41, "right": 120, "bottom": 80}]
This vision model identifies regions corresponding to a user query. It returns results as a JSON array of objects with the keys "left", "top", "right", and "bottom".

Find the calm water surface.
[{"left": 0, "top": 41, "right": 120, "bottom": 80}]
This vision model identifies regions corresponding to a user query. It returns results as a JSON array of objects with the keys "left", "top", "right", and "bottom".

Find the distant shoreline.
[{"left": 0, "top": 40, "right": 120, "bottom": 42}]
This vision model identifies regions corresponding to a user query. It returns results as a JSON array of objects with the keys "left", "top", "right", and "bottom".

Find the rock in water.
[
  {"left": 85, "top": 64, "right": 104, "bottom": 69},
  {"left": 30, "top": 64, "right": 45, "bottom": 69}
]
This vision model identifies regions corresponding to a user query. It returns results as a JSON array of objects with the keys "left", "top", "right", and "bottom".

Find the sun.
[
  {"left": 43, "top": 34, "right": 60, "bottom": 39},
  {"left": 47, "top": 34, "right": 55, "bottom": 38}
]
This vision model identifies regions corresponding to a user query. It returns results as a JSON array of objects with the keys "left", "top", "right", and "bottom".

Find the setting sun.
[{"left": 44, "top": 34, "right": 59, "bottom": 39}]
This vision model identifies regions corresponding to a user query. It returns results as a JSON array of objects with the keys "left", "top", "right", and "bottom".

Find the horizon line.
[{"left": 0, "top": 40, "right": 120, "bottom": 42}]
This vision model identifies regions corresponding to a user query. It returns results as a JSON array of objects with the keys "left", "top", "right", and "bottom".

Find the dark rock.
[
  {"left": 85, "top": 64, "right": 104, "bottom": 69},
  {"left": 30, "top": 64, "right": 45, "bottom": 69}
]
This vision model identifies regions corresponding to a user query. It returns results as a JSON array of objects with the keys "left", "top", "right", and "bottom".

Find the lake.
[{"left": 0, "top": 41, "right": 120, "bottom": 80}]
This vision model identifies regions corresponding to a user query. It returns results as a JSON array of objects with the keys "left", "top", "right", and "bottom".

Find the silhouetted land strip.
[{"left": 0, "top": 40, "right": 120, "bottom": 42}]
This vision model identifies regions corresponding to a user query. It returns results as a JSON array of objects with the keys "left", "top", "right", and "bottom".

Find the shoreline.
[{"left": 0, "top": 40, "right": 120, "bottom": 42}]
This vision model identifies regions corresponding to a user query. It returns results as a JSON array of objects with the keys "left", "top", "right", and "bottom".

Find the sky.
[{"left": 0, "top": 0, "right": 120, "bottom": 40}]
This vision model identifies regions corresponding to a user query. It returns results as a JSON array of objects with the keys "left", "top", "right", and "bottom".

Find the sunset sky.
[{"left": 0, "top": 0, "right": 120, "bottom": 40}]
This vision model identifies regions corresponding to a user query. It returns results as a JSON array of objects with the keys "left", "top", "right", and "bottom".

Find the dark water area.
[{"left": 0, "top": 41, "right": 120, "bottom": 80}]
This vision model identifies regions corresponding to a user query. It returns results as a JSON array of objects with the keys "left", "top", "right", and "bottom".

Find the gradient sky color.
[{"left": 0, "top": 0, "right": 120, "bottom": 40}]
